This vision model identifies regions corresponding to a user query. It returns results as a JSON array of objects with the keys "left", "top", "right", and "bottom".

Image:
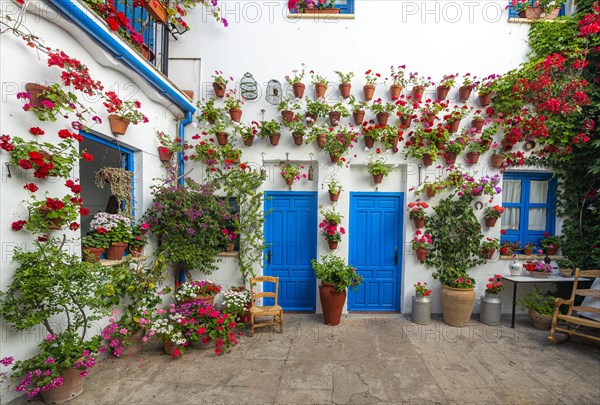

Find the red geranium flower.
[
  {"left": 23, "top": 183, "right": 38, "bottom": 192},
  {"left": 11, "top": 220, "right": 27, "bottom": 231}
]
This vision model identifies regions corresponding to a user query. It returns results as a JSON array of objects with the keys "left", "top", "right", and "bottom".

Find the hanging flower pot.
[
  {"left": 458, "top": 86, "right": 472, "bottom": 102},
  {"left": 329, "top": 191, "right": 340, "bottom": 202},
  {"left": 425, "top": 185, "right": 436, "bottom": 198},
  {"left": 108, "top": 114, "right": 130, "bottom": 136},
  {"left": 353, "top": 110, "right": 365, "bottom": 125},
  {"left": 479, "top": 93, "right": 492, "bottom": 107},
  {"left": 501, "top": 138, "right": 515, "bottom": 151},
  {"left": 329, "top": 111, "right": 342, "bottom": 126},
  {"left": 229, "top": 108, "right": 242, "bottom": 123},
  {"left": 372, "top": 173, "right": 384, "bottom": 184},
  {"left": 481, "top": 248, "right": 495, "bottom": 260},
  {"left": 305, "top": 112, "right": 317, "bottom": 126},
  {"left": 329, "top": 153, "right": 340, "bottom": 164},
  {"left": 216, "top": 132, "right": 228, "bottom": 146},
  {"left": 158, "top": 147, "right": 174, "bottom": 162},
  {"left": 213, "top": 82, "right": 226, "bottom": 98},
  {"left": 38, "top": 206, "right": 63, "bottom": 230},
  {"left": 484, "top": 217, "right": 498, "bottom": 227},
  {"left": 339, "top": 83, "right": 351, "bottom": 99},
  {"left": 400, "top": 116, "right": 413, "bottom": 129},
  {"left": 316, "top": 133, "right": 327, "bottom": 148},
  {"left": 415, "top": 248, "right": 428, "bottom": 262},
  {"left": 363, "top": 84, "right": 375, "bottom": 101},
  {"left": 106, "top": 242, "right": 127, "bottom": 261},
  {"left": 481, "top": 139, "right": 491, "bottom": 150},
  {"left": 285, "top": 177, "right": 294, "bottom": 186},
  {"left": 436, "top": 86, "right": 450, "bottom": 100},
  {"left": 413, "top": 217, "right": 425, "bottom": 229},
  {"left": 471, "top": 118, "right": 484, "bottom": 131},
  {"left": 129, "top": 245, "right": 144, "bottom": 257},
  {"left": 281, "top": 110, "right": 294, "bottom": 123},
  {"left": 319, "top": 283, "right": 346, "bottom": 326},
  {"left": 82, "top": 247, "right": 104, "bottom": 263},
  {"left": 293, "top": 83, "right": 305, "bottom": 98},
  {"left": 490, "top": 154, "right": 504, "bottom": 168},
  {"left": 243, "top": 136, "right": 254, "bottom": 147},
  {"left": 389, "top": 136, "right": 400, "bottom": 150},
  {"left": 445, "top": 152, "right": 457, "bottom": 165},
  {"left": 412, "top": 86, "right": 424, "bottom": 101},
  {"left": 466, "top": 151, "right": 480, "bottom": 164},
  {"left": 422, "top": 154, "right": 434, "bottom": 167},
  {"left": 269, "top": 133, "right": 281, "bottom": 146},
  {"left": 143, "top": 0, "right": 168, "bottom": 23},
  {"left": 425, "top": 113, "right": 436, "bottom": 125},
  {"left": 364, "top": 135, "right": 375, "bottom": 149},
  {"left": 390, "top": 84, "right": 403, "bottom": 100},
  {"left": 40, "top": 368, "right": 84, "bottom": 404},
  {"left": 293, "top": 132, "right": 304, "bottom": 146},
  {"left": 315, "top": 83, "right": 327, "bottom": 98},
  {"left": 328, "top": 241, "right": 338, "bottom": 250},
  {"left": 472, "top": 188, "right": 483, "bottom": 196},
  {"left": 376, "top": 112, "right": 389, "bottom": 126},
  {"left": 226, "top": 243, "right": 235, "bottom": 253},
  {"left": 26, "top": 83, "right": 49, "bottom": 108},
  {"left": 448, "top": 119, "right": 460, "bottom": 133}
]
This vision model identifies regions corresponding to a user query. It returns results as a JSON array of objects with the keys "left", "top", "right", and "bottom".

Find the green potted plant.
[
  {"left": 517, "top": 287, "right": 555, "bottom": 329},
  {"left": 412, "top": 281, "right": 433, "bottom": 325},
  {"left": 327, "top": 178, "right": 343, "bottom": 202},
  {"left": 103, "top": 90, "right": 148, "bottom": 135},
  {"left": 259, "top": 119, "right": 282, "bottom": 146},
  {"left": 280, "top": 161, "right": 305, "bottom": 186},
  {"left": 480, "top": 274, "right": 504, "bottom": 326},
  {"left": 90, "top": 212, "right": 132, "bottom": 261},
  {"left": 367, "top": 154, "right": 393, "bottom": 184},
  {"left": 444, "top": 139, "right": 466, "bottom": 165},
  {"left": 407, "top": 201, "right": 429, "bottom": 229},
  {"left": 395, "top": 96, "right": 417, "bottom": 128},
  {"left": 408, "top": 72, "right": 432, "bottom": 100},
  {"left": 220, "top": 144, "right": 243, "bottom": 164},
  {"left": 19, "top": 194, "right": 83, "bottom": 234},
  {"left": 128, "top": 223, "right": 149, "bottom": 257},
  {"left": 481, "top": 237, "right": 501, "bottom": 259},
  {"left": 363, "top": 69, "right": 380, "bottom": 101},
  {"left": 319, "top": 214, "right": 345, "bottom": 250},
  {"left": 311, "top": 255, "right": 363, "bottom": 326},
  {"left": 556, "top": 257, "right": 576, "bottom": 277},
  {"left": 483, "top": 205, "right": 504, "bottom": 227},
  {"left": 285, "top": 64, "right": 307, "bottom": 98},
  {"left": 196, "top": 98, "right": 224, "bottom": 124},
  {"left": 541, "top": 234, "right": 561, "bottom": 255},
  {"left": 208, "top": 122, "right": 231, "bottom": 146},
  {"left": 156, "top": 131, "right": 183, "bottom": 162},
  {"left": 411, "top": 230, "right": 433, "bottom": 262},
  {"left": 523, "top": 242, "right": 537, "bottom": 256},
  {"left": 223, "top": 89, "right": 243, "bottom": 122},
  {"left": 475, "top": 74, "right": 501, "bottom": 106},
  {"left": 388, "top": 65, "right": 407, "bottom": 100},
  {"left": 323, "top": 125, "right": 357, "bottom": 165},
  {"left": 511, "top": 0, "right": 564, "bottom": 20},
  {"left": 328, "top": 101, "right": 350, "bottom": 126},
  {"left": 284, "top": 116, "right": 308, "bottom": 145},
  {"left": 278, "top": 97, "right": 296, "bottom": 123},
  {"left": 369, "top": 98, "right": 395, "bottom": 126},
  {"left": 465, "top": 136, "right": 487, "bottom": 164},
  {"left": 310, "top": 71, "right": 329, "bottom": 98},
  {"left": 334, "top": 70, "right": 354, "bottom": 98},
  {"left": 348, "top": 95, "right": 368, "bottom": 125},
  {"left": 211, "top": 70, "right": 229, "bottom": 98},
  {"left": 174, "top": 280, "right": 222, "bottom": 305},
  {"left": 81, "top": 231, "right": 109, "bottom": 262},
  {"left": 306, "top": 124, "right": 329, "bottom": 148},
  {"left": 458, "top": 73, "right": 477, "bottom": 102},
  {"left": 305, "top": 97, "right": 329, "bottom": 126},
  {"left": 436, "top": 73, "right": 458, "bottom": 100},
  {"left": 148, "top": 308, "right": 190, "bottom": 357},
  {"left": 443, "top": 104, "right": 470, "bottom": 133},
  {"left": 237, "top": 121, "right": 259, "bottom": 147},
  {"left": 221, "top": 286, "right": 252, "bottom": 324}
]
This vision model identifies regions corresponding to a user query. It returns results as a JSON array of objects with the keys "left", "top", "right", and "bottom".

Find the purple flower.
[
  {"left": 0, "top": 357, "right": 14, "bottom": 366},
  {"left": 40, "top": 100, "right": 54, "bottom": 109}
]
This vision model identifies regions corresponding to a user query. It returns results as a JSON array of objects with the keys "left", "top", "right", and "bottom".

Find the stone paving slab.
[{"left": 8, "top": 314, "right": 600, "bottom": 405}]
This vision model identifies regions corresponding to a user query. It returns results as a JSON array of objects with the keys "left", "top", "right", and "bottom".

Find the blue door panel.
[
  {"left": 349, "top": 193, "right": 403, "bottom": 311},
  {"left": 264, "top": 192, "right": 317, "bottom": 311}
]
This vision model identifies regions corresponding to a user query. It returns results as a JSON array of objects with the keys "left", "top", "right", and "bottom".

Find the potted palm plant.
[{"left": 311, "top": 255, "right": 363, "bottom": 326}]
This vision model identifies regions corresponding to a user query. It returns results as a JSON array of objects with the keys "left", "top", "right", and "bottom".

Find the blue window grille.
[
  {"left": 508, "top": 1, "right": 566, "bottom": 18},
  {"left": 500, "top": 172, "right": 557, "bottom": 250},
  {"left": 114, "top": 1, "right": 155, "bottom": 50}
]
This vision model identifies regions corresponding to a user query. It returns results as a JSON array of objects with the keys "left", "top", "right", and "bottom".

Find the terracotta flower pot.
[
  {"left": 425, "top": 185, "right": 436, "bottom": 198},
  {"left": 471, "top": 118, "right": 484, "bottom": 131},
  {"left": 481, "top": 139, "right": 491, "bottom": 150},
  {"left": 436, "top": 141, "right": 445, "bottom": 150},
  {"left": 285, "top": 177, "right": 294, "bottom": 186},
  {"left": 466, "top": 151, "right": 480, "bottom": 164},
  {"left": 425, "top": 113, "right": 436, "bottom": 125},
  {"left": 441, "top": 286, "right": 476, "bottom": 327},
  {"left": 436, "top": 86, "right": 450, "bottom": 100},
  {"left": 501, "top": 138, "right": 515, "bottom": 151},
  {"left": 303, "top": 8, "right": 341, "bottom": 14},
  {"left": 229, "top": 107, "right": 242, "bottom": 123},
  {"left": 26, "top": 83, "right": 49, "bottom": 108},
  {"left": 329, "top": 191, "right": 340, "bottom": 202},
  {"left": 390, "top": 84, "right": 403, "bottom": 100},
  {"left": 38, "top": 206, "right": 63, "bottom": 231},
  {"left": 226, "top": 243, "right": 235, "bottom": 253},
  {"left": 412, "top": 86, "right": 424, "bottom": 101},
  {"left": 422, "top": 154, "right": 434, "bottom": 167},
  {"left": 448, "top": 120, "right": 460, "bottom": 133},
  {"left": 389, "top": 136, "right": 400, "bottom": 150},
  {"left": 339, "top": 83, "right": 351, "bottom": 99},
  {"left": 281, "top": 110, "right": 294, "bottom": 123},
  {"left": 329, "top": 154, "right": 340, "bottom": 164},
  {"left": 519, "top": 6, "right": 559, "bottom": 20},
  {"left": 293, "top": 132, "right": 303, "bottom": 145},
  {"left": 416, "top": 248, "right": 428, "bottom": 262},
  {"left": 445, "top": 152, "right": 457, "bottom": 165},
  {"left": 529, "top": 309, "right": 553, "bottom": 330},
  {"left": 484, "top": 217, "right": 498, "bottom": 227},
  {"left": 328, "top": 241, "right": 338, "bottom": 250},
  {"left": 243, "top": 136, "right": 254, "bottom": 147},
  {"left": 523, "top": 247, "right": 534, "bottom": 256},
  {"left": 481, "top": 248, "right": 495, "bottom": 260},
  {"left": 141, "top": 43, "right": 155, "bottom": 62},
  {"left": 353, "top": 110, "right": 365, "bottom": 125},
  {"left": 293, "top": 83, "right": 305, "bottom": 98},
  {"left": 315, "top": 82, "right": 327, "bottom": 98},
  {"left": 82, "top": 247, "right": 104, "bottom": 263},
  {"left": 163, "top": 339, "right": 178, "bottom": 355},
  {"left": 305, "top": 112, "right": 317, "bottom": 126},
  {"left": 479, "top": 93, "right": 492, "bottom": 107},
  {"left": 213, "top": 82, "right": 226, "bottom": 98},
  {"left": 413, "top": 217, "right": 425, "bottom": 229},
  {"left": 143, "top": 0, "right": 167, "bottom": 23},
  {"left": 129, "top": 245, "right": 144, "bottom": 257},
  {"left": 106, "top": 242, "right": 127, "bottom": 261},
  {"left": 546, "top": 247, "right": 558, "bottom": 255},
  {"left": 364, "top": 135, "right": 375, "bottom": 149},
  {"left": 319, "top": 283, "right": 346, "bottom": 326},
  {"left": 363, "top": 84, "right": 375, "bottom": 101},
  {"left": 216, "top": 132, "right": 228, "bottom": 146},
  {"left": 269, "top": 133, "right": 281, "bottom": 146},
  {"left": 458, "top": 86, "right": 472, "bottom": 102},
  {"left": 490, "top": 154, "right": 504, "bottom": 168},
  {"left": 41, "top": 367, "right": 84, "bottom": 404},
  {"left": 158, "top": 147, "right": 174, "bottom": 162},
  {"left": 400, "top": 116, "right": 413, "bottom": 129},
  {"left": 372, "top": 173, "right": 384, "bottom": 184},
  {"left": 376, "top": 112, "right": 389, "bottom": 126},
  {"left": 116, "top": 330, "right": 145, "bottom": 358},
  {"left": 108, "top": 114, "right": 130, "bottom": 136},
  {"left": 316, "top": 133, "right": 327, "bottom": 148},
  {"left": 329, "top": 111, "right": 342, "bottom": 126}
]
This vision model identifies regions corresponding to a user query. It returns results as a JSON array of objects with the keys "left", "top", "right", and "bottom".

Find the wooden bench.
[{"left": 548, "top": 268, "right": 600, "bottom": 343}]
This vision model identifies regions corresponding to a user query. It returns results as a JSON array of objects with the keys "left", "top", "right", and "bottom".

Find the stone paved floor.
[{"left": 12, "top": 314, "right": 600, "bottom": 405}]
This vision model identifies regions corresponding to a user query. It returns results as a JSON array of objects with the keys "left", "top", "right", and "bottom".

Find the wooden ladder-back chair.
[
  {"left": 548, "top": 268, "right": 600, "bottom": 343},
  {"left": 249, "top": 276, "right": 283, "bottom": 337}
]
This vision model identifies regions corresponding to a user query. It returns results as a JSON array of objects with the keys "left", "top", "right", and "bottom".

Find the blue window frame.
[
  {"left": 334, "top": 0, "right": 354, "bottom": 14},
  {"left": 508, "top": 1, "right": 565, "bottom": 18},
  {"left": 500, "top": 172, "right": 557, "bottom": 250},
  {"left": 115, "top": 1, "right": 155, "bottom": 51}
]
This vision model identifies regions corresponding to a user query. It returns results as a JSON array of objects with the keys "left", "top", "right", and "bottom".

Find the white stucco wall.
[{"left": 172, "top": 1, "right": 561, "bottom": 315}]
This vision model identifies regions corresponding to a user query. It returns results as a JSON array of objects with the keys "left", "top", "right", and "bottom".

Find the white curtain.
[
  {"left": 502, "top": 180, "right": 521, "bottom": 230},
  {"left": 528, "top": 181, "right": 549, "bottom": 230}
]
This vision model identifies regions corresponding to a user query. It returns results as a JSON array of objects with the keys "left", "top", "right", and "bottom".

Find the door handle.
[
  {"left": 266, "top": 249, "right": 271, "bottom": 265},
  {"left": 394, "top": 246, "right": 398, "bottom": 266}
]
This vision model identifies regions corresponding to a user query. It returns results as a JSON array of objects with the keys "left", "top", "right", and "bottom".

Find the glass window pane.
[
  {"left": 335, "top": 0, "right": 349, "bottom": 4},
  {"left": 528, "top": 208, "right": 547, "bottom": 230},
  {"left": 502, "top": 180, "right": 521, "bottom": 203},
  {"left": 530, "top": 181, "right": 549, "bottom": 203},
  {"left": 501, "top": 208, "right": 520, "bottom": 230}
]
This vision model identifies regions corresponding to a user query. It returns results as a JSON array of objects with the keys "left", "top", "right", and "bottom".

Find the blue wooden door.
[
  {"left": 264, "top": 192, "right": 317, "bottom": 311},
  {"left": 349, "top": 193, "right": 403, "bottom": 311}
]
